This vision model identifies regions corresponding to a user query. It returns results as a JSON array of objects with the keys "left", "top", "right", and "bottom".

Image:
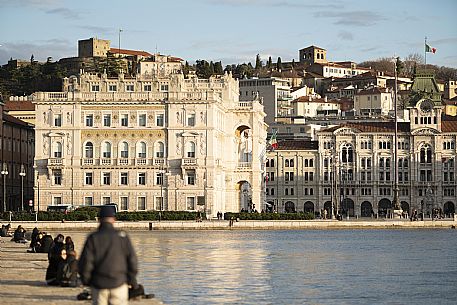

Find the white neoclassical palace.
[
  {"left": 266, "top": 73, "right": 457, "bottom": 217},
  {"left": 32, "top": 71, "right": 267, "bottom": 217}
]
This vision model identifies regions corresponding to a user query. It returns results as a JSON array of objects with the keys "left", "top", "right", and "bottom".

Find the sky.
[{"left": 1, "top": 0, "right": 456, "bottom": 68}]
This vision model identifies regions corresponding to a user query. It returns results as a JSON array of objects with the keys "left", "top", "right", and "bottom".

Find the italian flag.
[
  {"left": 268, "top": 131, "right": 278, "bottom": 150},
  {"left": 425, "top": 43, "right": 436, "bottom": 54}
]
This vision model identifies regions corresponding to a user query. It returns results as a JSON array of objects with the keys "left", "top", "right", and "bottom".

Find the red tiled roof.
[
  {"left": 442, "top": 116, "right": 457, "bottom": 132},
  {"left": 110, "top": 48, "right": 152, "bottom": 57},
  {"left": 322, "top": 121, "right": 411, "bottom": 133},
  {"left": 275, "top": 140, "right": 318, "bottom": 150},
  {"left": 292, "top": 96, "right": 340, "bottom": 104},
  {"left": 4, "top": 100, "right": 35, "bottom": 111}
]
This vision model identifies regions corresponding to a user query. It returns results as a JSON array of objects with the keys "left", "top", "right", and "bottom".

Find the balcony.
[
  {"left": 136, "top": 158, "right": 147, "bottom": 166},
  {"left": 101, "top": 158, "right": 112, "bottom": 166},
  {"left": 48, "top": 158, "right": 63, "bottom": 166},
  {"left": 118, "top": 158, "right": 130, "bottom": 166},
  {"left": 154, "top": 158, "right": 165, "bottom": 166},
  {"left": 83, "top": 158, "right": 94, "bottom": 166},
  {"left": 182, "top": 158, "right": 197, "bottom": 166}
]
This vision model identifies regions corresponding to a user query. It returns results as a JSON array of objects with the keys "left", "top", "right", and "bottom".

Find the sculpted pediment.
[
  {"left": 411, "top": 128, "right": 440, "bottom": 135},
  {"left": 180, "top": 131, "right": 200, "bottom": 137},
  {"left": 46, "top": 132, "right": 66, "bottom": 137},
  {"left": 333, "top": 127, "right": 360, "bottom": 136}
]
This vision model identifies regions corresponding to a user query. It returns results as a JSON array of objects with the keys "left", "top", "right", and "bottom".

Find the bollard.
[
  {"left": 35, "top": 211, "right": 38, "bottom": 222},
  {"left": 9, "top": 211, "right": 12, "bottom": 222},
  {"left": 149, "top": 222, "right": 153, "bottom": 230}
]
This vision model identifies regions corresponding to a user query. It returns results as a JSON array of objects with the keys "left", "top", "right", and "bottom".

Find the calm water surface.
[{"left": 123, "top": 229, "right": 457, "bottom": 305}]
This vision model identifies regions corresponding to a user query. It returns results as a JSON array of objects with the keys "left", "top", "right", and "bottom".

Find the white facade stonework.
[{"left": 32, "top": 72, "right": 267, "bottom": 217}]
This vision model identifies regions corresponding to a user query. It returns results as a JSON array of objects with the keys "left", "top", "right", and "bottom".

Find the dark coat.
[
  {"left": 78, "top": 222, "right": 138, "bottom": 289},
  {"left": 39, "top": 235, "right": 54, "bottom": 253},
  {"left": 56, "top": 254, "right": 79, "bottom": 287},
  {"left": 45, "top": 241, "right": 64, "bottom": 285}
]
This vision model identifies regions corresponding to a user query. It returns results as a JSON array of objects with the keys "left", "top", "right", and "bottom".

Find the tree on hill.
[
  {"left": 214, "top": 61, "right": 223, "bottom": 74},
  {"left": 267, "top": 56, "right": 272, "bottom": 69},
  {"left": 277, "top": 57, "right": 282, "bottom": 71},
  {"left": 255, "top": 54, "right": 262, "bottom": 70}
]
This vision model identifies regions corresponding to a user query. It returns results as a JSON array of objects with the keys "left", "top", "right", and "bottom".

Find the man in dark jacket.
[{"left": 78, "top": 206, "right": 138, "bottom": 305}]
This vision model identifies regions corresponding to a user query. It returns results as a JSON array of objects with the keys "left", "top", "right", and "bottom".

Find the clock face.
[{"left": 420, "top": 100, "right": 433, "bottom": 112}]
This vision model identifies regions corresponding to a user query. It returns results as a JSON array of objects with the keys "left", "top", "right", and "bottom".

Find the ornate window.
[
  {"left": 120, "top": 142, "right": 129, "bottom": 158},
  {"left": 84, "top": 142, "right": 93, "bottom": 158},
  {"left": 102, "top": 142, "right": 112, "bottom": 158},
  {"left": 53, "top": 142, "right": 62, "bottom": 158},
  {"left": 137, "top": 141, "right": 147, "bottom": 158}
]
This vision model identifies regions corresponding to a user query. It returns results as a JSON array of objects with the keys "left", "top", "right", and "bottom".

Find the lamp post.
[
  {"left": 19, "top": 165, "right": 26, "bottom": 212},
  {"left": 1, "top": 163, "right": 8, "bottom": 213}
]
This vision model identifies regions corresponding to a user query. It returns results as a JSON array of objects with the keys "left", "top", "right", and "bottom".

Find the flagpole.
[{"left": 424, "top": 36, "right": 427, "bottom": 67}]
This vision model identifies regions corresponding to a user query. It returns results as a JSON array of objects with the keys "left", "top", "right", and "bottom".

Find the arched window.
[
  {"left": 120, "top": 142, "right": 129, "bottom": 158},
  {"left": 420, "top": 144, "right": 432, "bottom": 164},
  {"left": 53, "top": 142, "right": 62, "bottom": 158},
  {"left": 84, "top": 142, "right": 93, "bottom": 158},
  {"left": 186, "top": 141, "right": 195, "bottom": 158},
  {"left": 341, "top": 143, "right": 353, "bottom": 163},
  {"left": 137, "top": 141, "right": 146, "bottom": 158},
  {"left": 155, "top": 142, "right": 164, "bottom": 158},
  {"left": 102, "top": 142, "right": 111, "bottom": 158}
]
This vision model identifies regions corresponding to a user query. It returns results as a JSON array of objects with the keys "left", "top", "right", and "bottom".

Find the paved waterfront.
[
  {"left": 1, "top": 218, "right": 456, "bottom": 231},
  {"left": 0, "top": 236, "right": 163, "bottom": 305}
]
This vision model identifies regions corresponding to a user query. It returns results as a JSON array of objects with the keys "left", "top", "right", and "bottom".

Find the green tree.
[
  {"left": 267, "top": 56, "right": 272, "bottom": 69},
  {"left": 255, "top": 54, "right": 262, "bottom": 70},
  {"left": 214, "top": 61, "right": 223, "bottom": 74},
  {"left": 276, "top": 57, "right": 282, "bottom": 71}
]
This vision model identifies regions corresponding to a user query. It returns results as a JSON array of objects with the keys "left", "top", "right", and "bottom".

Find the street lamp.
[
  {"left": 1, "top": 163, "right": 8, "bottom": 213},
  {"left": 19, "top": 165, "right": 26, "bottom": 212}
]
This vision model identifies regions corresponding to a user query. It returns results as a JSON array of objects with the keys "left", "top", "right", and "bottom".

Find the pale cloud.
[
  {"left": 205, "top": 0, "right": 344, "bottom": 9},
  {"left": 46, "top": 8, "right": 81, "bottom": 19},
  {"left": 0, "top": 0, "right": 59, "bottom": 8},
  {"left": 338, "top": 30, "right": 354, "bottom": 41},
  {"left": 315, "top": 10, "right": 386, "bottom": 26},
  {"left": 0, "top": 40, "right": 74, "bottom": 65}
]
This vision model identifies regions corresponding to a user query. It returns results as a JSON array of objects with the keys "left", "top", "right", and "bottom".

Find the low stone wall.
[{"left": 3, "top": 219, "right": 456, "bottom": 231}]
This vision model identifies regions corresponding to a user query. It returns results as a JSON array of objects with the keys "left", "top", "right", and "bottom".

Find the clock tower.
[{"left": 408, "top": 71, "right": 444, "bottom": 132}]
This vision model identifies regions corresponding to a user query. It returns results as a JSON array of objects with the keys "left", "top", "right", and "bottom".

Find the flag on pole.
[
  {"left": 425, "top": 43, "right": 436, "bottom": 54},
  {"left": 268, "top": 130, "right": 278, "bottom": 150}
]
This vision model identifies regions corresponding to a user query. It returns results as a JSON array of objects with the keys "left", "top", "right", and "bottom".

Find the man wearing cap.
[{"left": 79, "top": 205, "right": 138, "bottom": 305}]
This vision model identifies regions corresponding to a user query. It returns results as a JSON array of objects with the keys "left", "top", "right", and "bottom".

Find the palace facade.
[
  {"left": 266, "top": 73, "right": 456, "bottom": 217},
  {"left": 32, "top": 71, "right": 267, "bottom": 217}
]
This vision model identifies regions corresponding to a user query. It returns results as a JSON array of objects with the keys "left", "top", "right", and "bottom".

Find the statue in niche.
[
  {"left": 176, "top": 139, "right": 182, "bottom": 155},
  {"left": 43, "top": 137, "right": 48, "bottom": 154},
  {"left": 67, "top": 112, "right": 72, "bottom": 124},
  {"left": 176, "top": 112, "right": 180, "bottom": 124},
  {"left": 43, "top": 112, "right": 47, "bottom": 124},
  {"left": 238, "top": 130, "right": 252, "bottom": 162},
  {"left": 66, "top": 133, "right": 72, "bottom": 154},
  {"left": 200, "top": 111, "right": 205, "bottom": 123}
]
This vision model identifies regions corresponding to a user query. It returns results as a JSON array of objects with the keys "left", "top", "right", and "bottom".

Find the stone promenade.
[{"left": 0, "top": 237, "right": 163, "bottom": 305}]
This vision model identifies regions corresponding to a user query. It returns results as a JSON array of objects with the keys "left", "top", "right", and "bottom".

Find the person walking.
[{"left": 78, "top": 206, "right": 138, "bottom": 305}]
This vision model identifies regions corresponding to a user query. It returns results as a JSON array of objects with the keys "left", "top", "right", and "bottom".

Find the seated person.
[
  {"left": 12, "top": 225, "right": 27, "bottom": 243},
  {"left": 56, "top": 249, "right": 79, "bottom": 287},
  {"left": 38, "top": 233, "right": 53, "bottom": 253},
  {"left": 1, "top": 224, "right": 11, "bottom": 237}
]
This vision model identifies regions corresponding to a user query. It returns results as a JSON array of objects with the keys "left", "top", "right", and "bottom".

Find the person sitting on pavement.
[
  {"left": 28, "top": 232, "right": 44, "bottom": 253},
  {"left": 56, "top": 249, "right": 79, "bottom": 287},
  {"left": 12, "top": 225, "right": 27, "bottom": 243},
  {"left": 46, "top": 234, "right": 65, "bottom": 285},
  {"left": 65, "top": 236, "right": 75, "bottom": 252},
  {"left": 29, "top": 227, "right": 39, "bottom": 248},
  {"left": 1, "top": 224, "right": 12, "bottom": 237},
  {"left": 38, "top": 232, "right": 54, "bottom": 253}
]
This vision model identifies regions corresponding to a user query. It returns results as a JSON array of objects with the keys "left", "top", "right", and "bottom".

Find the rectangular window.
[
  {"left": 120, "top": 172, "right": 128, "bottom": 185},
  {"left": 126, "top": 84, "right": 134, "bottom": 91},
  {"left": 85, "top": 172, "right": 93, "bottom": 185},
  {"left": 102, "top": 196, "right": 111, "bottom": 205},
  {"left": 108, "top": 84, "right": 117, "bottom": 92},
  {"left": 53, "top": 170, "right": 62, "bottom": 185},
  {"left": 85, "top": 114, "right": 93, "bottom": 127},
  {"left": 187, "top": 197, "right": 195, "bottom": 210},
  {"left": 138, "top": 172, "right": 146, "bottom": 185},
  {"left": 120, "top": 197, "right": 128, "bottom": 210},
  {"left": 103, "top": 172, "right": 111, "bottom": 185},
  {"left": 91, "top": 85, "right": 100, "bottom": 92},
  {"left": 138, "top": 197, "right": 146, "bottom": 210},
  {"left": 187, "top": 113, "right": 195, "bottom": 126},
  {"left": 186, "top": 170, "right": 195, "bottom": 185},
  {"left": 121, "top": 114, "right": 129, "bottom": 127},
  {"left": 156, "top": 114, "right": 164, "bottom": 126},
  {"left": 160, "top": 84, "right": 169, "bottom": 91},
  {"left": 54, "top": 114, "right": 62, "bottom": 127},
  {"left": 84, "top": 197, "right": 93, "bottom": 206},
  {"left": 103, "top": 114, "right": 111, "bottom": 127},
  {"left": 144, "top": 85, "right": 152, "bottom": 91},
  {"left": 156, "top": 173, "right": 164, "bottom": 185},
  {"left": 53, "top": 196, "right": 62, "bottom": 205},
  {"left": 138, "top": 114, "right": 147, "bottom": 127}
]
